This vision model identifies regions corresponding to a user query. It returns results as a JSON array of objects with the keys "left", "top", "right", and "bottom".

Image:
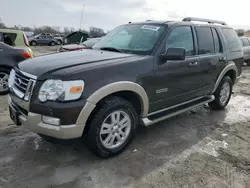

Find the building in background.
[{"left": 244, "top": 31, "right": 250, "bottom": 37}]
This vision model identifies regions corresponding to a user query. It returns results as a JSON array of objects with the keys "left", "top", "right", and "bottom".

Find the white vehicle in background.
[{"left": 52, "top": 34, "right": 65, "bottom": 45}]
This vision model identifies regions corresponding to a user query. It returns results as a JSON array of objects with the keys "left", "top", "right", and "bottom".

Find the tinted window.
[
  {"left": 0, "top": 32, "right": 3, "bottom": 42},
  {"left": 196, "top": 27, "right": 214, "bottom": 54},
  {"left": 5, "top": 33, "right": 17, "bottom": 43},
  {"left": 37, "top": 36, "right": 46, "bottom": 39},
  {"left": 165, "top": 26, "right": 194, "bottom": 56},
  {"left": 212, "top": 28, "right": 223, "bottom": 53},
  {"left": 222, "top": 28, "right": 242, "bottom": 51},
  {"left": 242, "top": 38, "right": 250, "bottom": 47}
]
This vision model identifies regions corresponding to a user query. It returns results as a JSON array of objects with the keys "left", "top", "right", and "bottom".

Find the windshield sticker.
[{"left": 141, "top": 25, "right": 160, "bottom": 31}]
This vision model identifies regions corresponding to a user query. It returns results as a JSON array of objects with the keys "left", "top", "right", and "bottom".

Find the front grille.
[
  {"left": 14, "top": 71, "right": 30, "bottom": 93},
  {"left": 9, "top": 69, "right": 37, "bottom": 101}
]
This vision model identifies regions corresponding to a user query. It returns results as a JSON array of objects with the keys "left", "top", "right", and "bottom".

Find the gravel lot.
[{"left": 0, "top": 48, "right": 250, "bottom": 188}]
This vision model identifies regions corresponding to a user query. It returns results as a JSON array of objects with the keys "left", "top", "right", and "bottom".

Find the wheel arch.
[
  {"left": 76, "top": 81, "right": 149, "bottom": 129},
  {"left": 0, "top": 65, "right": 13, "bottom": 71},
  {"left": 212, "top": 62, "right": 238, "bottom": 93}
]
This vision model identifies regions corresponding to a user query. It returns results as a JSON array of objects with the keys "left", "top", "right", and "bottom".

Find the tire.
[
  {"left": 86, "top": 96, "right": 138, "bottom": 158},
  {"left": 50, "top": 41, "right": 56, "bottom": 46},
  {"left": 209, "top": 76, "right": 232, "bottom": 110},
  {"left": 0, "top": 68, "right": 10, "bottom": 95},
  {"left": 57, "top": 40, "right": 62, "bottom": 45},
  {"left": 246, "top": 60, "right": 250, "bottom": 66},
  {"left": 30, "top": 41, "right": 37, "bottom": 46}
]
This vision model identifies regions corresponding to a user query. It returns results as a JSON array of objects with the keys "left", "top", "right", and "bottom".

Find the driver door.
[{"left": 150, "top": 25, "right": 203, "bottom": 112}]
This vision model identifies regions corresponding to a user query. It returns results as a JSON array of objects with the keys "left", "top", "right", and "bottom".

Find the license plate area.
[{"left": 9, "top": 105, "right": 21, "bottom": 126}]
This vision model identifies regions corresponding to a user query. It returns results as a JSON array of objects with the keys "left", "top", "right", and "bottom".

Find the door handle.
[
  {"left": 0, "top": 49, "right": 3, "bottom": 52},
  {"left": 189, "top": 62, "right": 198, "bottom": 67}
]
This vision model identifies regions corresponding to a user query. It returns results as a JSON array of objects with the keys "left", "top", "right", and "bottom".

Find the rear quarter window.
[
  {"left": 222, "top": 28, "right": 242, "bottom": 52},
  {"left": 5, "top": 33, "right": 17, "bottom": 43}
]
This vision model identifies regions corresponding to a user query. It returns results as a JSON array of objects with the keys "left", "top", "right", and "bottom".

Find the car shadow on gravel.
[{"left": 0, "top": 105, "right": 228, "bottom": 188}]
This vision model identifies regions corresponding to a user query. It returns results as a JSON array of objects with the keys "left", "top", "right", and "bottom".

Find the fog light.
[{"left": 42, "top": 116, "right": 60, "bottom": 125}]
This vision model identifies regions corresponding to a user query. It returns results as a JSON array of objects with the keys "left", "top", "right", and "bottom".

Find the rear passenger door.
[{"left": 196, "top": 26, "right": 225, "bottom": 94}]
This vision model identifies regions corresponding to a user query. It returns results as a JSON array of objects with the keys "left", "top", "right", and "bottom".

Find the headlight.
[
  {"left": 8, "top": 69, "right": 15, "bottom": 88},
  {"left": 38, "top": 79, "right": 84, "bottom": 102}
]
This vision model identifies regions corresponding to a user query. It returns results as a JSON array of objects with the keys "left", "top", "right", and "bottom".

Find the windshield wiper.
[{"left": 100, "top": 47, "right": 124, "bottom": 53}]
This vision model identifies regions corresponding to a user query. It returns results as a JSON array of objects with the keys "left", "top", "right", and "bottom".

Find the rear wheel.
[
  {"left": 246, "top": 60, "right": 250, "bottom": 66},
  {"left": 86, "top": 97, "right": 138, "bottom": 158},
  {"left": 0, "top": 68, "right": 10, "bottom": 95},
  {"left": 57, "top": 40, "right": 62, "bottom": 45},
  {"left": 50, "top": 41, "right": 56, "bottom": 46},
  {"left": 30, "top": 41, "right": 37, "bottom": 46},
  {"left": 209, "top": 76, "right": 232, "bottom": 110}
]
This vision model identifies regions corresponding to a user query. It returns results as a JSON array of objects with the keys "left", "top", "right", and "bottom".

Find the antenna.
[{"left": 79, "top": 4, "right": 84, "bottom": 30}]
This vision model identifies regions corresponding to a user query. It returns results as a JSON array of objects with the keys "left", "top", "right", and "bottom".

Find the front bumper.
[
  {"left": 20, "top": 112, "right": 84, "bottom": 139},
  {"left": 9, "top": 97, "right": 85, "bottom": 139}
]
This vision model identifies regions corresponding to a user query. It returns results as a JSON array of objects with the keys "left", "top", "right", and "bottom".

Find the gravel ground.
[
  {"left": 30, "top": 46, "right": 60, "bottom": 57},
  {"left": 0, "top": 50, "right": 250, "bottom": 187}
]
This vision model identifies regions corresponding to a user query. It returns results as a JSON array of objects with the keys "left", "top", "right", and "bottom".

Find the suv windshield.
[{"left": 93, "top": 24, "right": 165, "bottom": 55}]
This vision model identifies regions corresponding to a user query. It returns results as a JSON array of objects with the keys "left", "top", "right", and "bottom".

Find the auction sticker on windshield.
[{"left": 141, "top": 25, "right": 160, "bottom": 31}]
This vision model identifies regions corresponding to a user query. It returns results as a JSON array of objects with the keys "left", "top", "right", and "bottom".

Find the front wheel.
[
  {"left": 0, "top": 68, "right": 10, "bottom": 95},
  {"left": 86, "top": 97, "right": 138, "bottom": 158},
  {"left": 209, "top": 76, "right": 232, "bottom": 110}
]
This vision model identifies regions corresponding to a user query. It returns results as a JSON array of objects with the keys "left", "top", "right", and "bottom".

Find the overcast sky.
[{"left": 1, "top": 0, "right": 250, "bottom": 31}]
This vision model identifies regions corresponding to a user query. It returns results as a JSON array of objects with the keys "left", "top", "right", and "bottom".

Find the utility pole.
[{"left": 79, "top": 4, "right": 84, "bottom": 31}]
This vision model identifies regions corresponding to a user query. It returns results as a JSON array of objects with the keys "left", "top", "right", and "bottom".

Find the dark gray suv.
[{"left": 8, "top": 17, "right": 243, "bottom": 157}]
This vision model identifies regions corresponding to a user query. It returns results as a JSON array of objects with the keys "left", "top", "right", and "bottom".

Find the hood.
[{"left": 17, "top": 49, "right": 136, "bottom": 79}]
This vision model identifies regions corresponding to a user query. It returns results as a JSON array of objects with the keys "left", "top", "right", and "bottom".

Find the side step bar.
[{"left": 142, "top": 95, "right": 215, "bottom": 126}]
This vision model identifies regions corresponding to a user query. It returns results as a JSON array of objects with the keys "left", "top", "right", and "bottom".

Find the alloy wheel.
[
  {"left": 0, "top": 72, "right": 9, "bottom": 92},
  {"left": 99, "top": 110, "right": 131, "bottom": 149}
]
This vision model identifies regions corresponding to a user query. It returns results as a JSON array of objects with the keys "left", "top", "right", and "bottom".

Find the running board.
[{"left": 142, "top": 95, "right": 215, "bottom": 126}]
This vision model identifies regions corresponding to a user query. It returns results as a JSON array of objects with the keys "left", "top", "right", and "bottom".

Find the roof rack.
[{"left": 182, "top": 17, "right": 227, "bottom": 25}]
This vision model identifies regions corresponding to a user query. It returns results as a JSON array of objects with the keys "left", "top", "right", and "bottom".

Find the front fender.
[{"left": 76, "top": 81, "right": 149, "bottom": 126}]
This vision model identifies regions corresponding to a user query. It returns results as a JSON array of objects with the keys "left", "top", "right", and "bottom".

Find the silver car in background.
[{"left": 240, "top": 37, "right": 250, "bottom": 65}]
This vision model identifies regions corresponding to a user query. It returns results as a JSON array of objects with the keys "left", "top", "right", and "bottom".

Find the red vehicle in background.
[{"left": 59, "top": 38, "right": 101, "bottom": 52}]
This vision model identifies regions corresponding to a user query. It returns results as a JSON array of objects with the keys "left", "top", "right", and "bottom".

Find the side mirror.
[{"left": 160, "top": 48, "right": 186, "bottom": 61}]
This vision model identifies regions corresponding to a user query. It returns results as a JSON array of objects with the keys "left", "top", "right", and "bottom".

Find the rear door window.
[
  {"left": 196, "top": 27, "right": 214, "bottom": 54},
  {"left": 222, "top": 28, "right": 242, "bottom": 51},
  {"left": 242, "top": 38, "right": 250, "bottom": 47},
  {"left": 5, "top": 33, "right": 17, "bottom": 45},
  {"left": 0, "top": 32, "right": 3, "bottom": 42},
  {"left": 211, "top": 28, "right": 223, "bottom": 53}
]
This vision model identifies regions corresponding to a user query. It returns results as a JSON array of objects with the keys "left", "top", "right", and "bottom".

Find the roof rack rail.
[{"left": 182, "top": 17, "right": 227, "bottom": 25}]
